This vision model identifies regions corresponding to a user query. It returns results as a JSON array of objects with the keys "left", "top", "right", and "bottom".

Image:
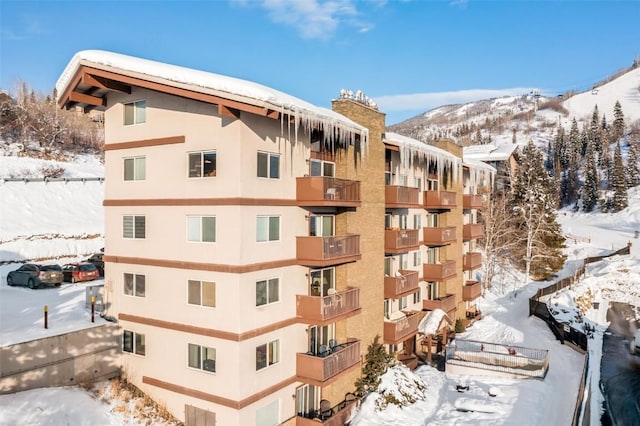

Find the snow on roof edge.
[{"left": 55, "top": 50, "right": 368, "bottom": 144}]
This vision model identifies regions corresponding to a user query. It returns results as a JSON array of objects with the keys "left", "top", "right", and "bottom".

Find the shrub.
[{"left": 455, "top": 318, "right": 466, "bottom": 333}]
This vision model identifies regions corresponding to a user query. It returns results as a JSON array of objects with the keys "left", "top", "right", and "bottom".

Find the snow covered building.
[
  {"left": 56, "top": 50, "right": 493, "bottom": 426},
  {"left": 463, "top": 143, "right": 518, "bottom": 192}
]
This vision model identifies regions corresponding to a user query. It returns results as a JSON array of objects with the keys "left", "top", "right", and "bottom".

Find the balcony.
[
  {"left": 297, "top": 235, "right": 361, "bottom": 267},
  {"left": 296, "top": 396, "right": 358, "bottom": 426},
  {"left": 297, "top": 339, "right": 360, "bottom": 385},
  {"left": 463, "top": 223, "right": 484, "bottom": 240},
  {"left": 385, "top": 229, "right": 420, "bottom": 254},
  {"left": 423, "top": 260, "right": 456, "bottom": 282},
  {"left": 463, "top": 280, "right": 482, "bottom": 302},
  {"left": 463, "top": 252, "right": 482, "bottom": 271},
  {"left": 383, "top": 311, "right": 422, "bottom": 345},
  {"left": 296, "top": 288, "right": 360, "bottom": 325},
  {"left": 385, "top": 185, "right": 420, "bottom": 208},
  {"left": 296, "top": 176, "right": 361, "bottom": 207},
  {"left": 424, "top": 190, "right": 457, "bottom": 210},
  {"left": 423, "top": 226, "right": 457, "bottom": 246},
  {"left": 384, "top": 270, "right": 420, "bottom": 299},
  {"left": 463, "top": 194, "right": 484, "bottom": 209},
  {"left": 422, "top": 293, "right": 456, "bottom": 312}
]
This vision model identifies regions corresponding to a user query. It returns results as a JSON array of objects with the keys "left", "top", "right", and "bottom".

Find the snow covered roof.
[
  {"left": 418, "top": 308, "right": 451, "bottom": 335},
  {"left": 55, "top": 50, "right": 368, "bottom": 145},
  {"left": 463, "top": 143, "right": 518, "bottom": 162}
]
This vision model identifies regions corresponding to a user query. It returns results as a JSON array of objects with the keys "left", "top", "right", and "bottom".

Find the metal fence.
[{"left": 0, "top": 177, "right": 104, "bottom": 183}]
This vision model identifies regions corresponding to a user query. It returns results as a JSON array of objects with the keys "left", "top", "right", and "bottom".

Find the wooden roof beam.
[
  {"left": 82, "top": 72, "right": 131, "bottom": 94},
  {"left": 68, "top": 91, "right": 106, "bottom": 107},
  {"left": 218, "top": 104, "right": 241, "bottom": 119}
]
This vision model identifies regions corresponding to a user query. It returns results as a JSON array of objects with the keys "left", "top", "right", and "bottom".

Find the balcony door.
[
  {"left": 310, "top": 267, "right": 335, "bottom": 297},
  {"left": 310, "top": 159, "right": 335, "bottom": 177},
  {"left": 296, "top": 384, "right": 320, "bottom": 418},
  {"left": 310, "top": 215, "right": 334, "bottom": 237},
  {"left": 426, "top": 213, "right": 439, "bottom": 228},
  {"left": 308, "top": 324, "right": 336, "bottom": 355}
]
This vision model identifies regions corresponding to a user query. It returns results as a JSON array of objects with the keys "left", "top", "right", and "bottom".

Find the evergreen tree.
[
  {"left": 554, "top": 126, "right": 568, "bottom": 170},
  {"left": 613, "top": 100, "right": 625, "bottom": 142},
  {"left": 580, "top": 123, "right": 589, "bottom": 158},
  {"left": 601, "top": 149, "right": 612, "bottom": 189},
  {"left": 568, "top": 118, "right": 581, "bottom": 165},
  {"left": 627, "top": 142, "right": 640, "bottom": 188},
  {"left": 355, "top": 335, "right": 393, "bottom": 397},
  {"left": 510, "top": 141, "right": 566, "bottom": 281},
  {"left": 590, "top": 106, "right": 602, "bottom": 156},
  {"left": 612, "top": 142, "right": 628, "bottom": 212},
  {"left": 582, "top": 142, "right": 599, "bottom": 212}
]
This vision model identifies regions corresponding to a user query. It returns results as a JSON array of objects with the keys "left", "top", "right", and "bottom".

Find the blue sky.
[{"left": 1, "top": 0, "right": 638, "bottom": 125}]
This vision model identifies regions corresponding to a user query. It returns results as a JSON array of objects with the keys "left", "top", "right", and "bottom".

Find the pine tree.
[
  {"left": 355, "top": 335, "right": 393, "bottom": 396},
  {"left": 612, "top": 142, "right": 628, "bottom": 212},
  {"left": 568, "top": 118, "right": 581, "bottom": 165},
  {"left": 555, "top": 126, "right": 568, "bottom": 170},
  {"left": 580, "top": 123, "right": 589, "bottom": 158},
  {"left": 627, "top": 142, "right": 640, "bottom": 187},
  {"left": 582, "top": 142, "right": 599, "bottom": 212},
  {"left": 510, "top": 141, "right": 566, "bottom": 281},
  {"left": 613, "top": 100, "right": 625, "bottom": 142},
  {"left": 590, "top": 106, "right": 601, "bottom": 156}
]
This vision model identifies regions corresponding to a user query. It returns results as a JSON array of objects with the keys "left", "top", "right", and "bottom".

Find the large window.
[
  {"left": 124, "top": 156, "right": 146, "bottom": 181},
  {"left": 188, "top": 280, "right": 216, "bottom": 307},
  {"left": 256, "top": 340, "right": 279, "bottom": 370},
  {"left": 256, "top": 278, "right": 279, "bottom": 306},
  {"left": 309, "top": 215, "right": 334, "bottom": 237},
  {"left": 123, "top": 330, "right": 145, "bottom": 356},
  {"left": 310, "top": 159, "right": 335, "bottom": 177},
  {"left": 188, "top": 343, "right": 216, "bottom": 373},
  {"left": 257, "top": 152, "right": 280, "bottom": 179},
  {"left": 413, "top": 288, "right": 421, "bottom": 304},
  {"left": 413, "top": 214, "right": 422, "bottom": 230},
  {"left": 124, "top": 100, "right": 146, "bottom": 125},
  {"left": 310, "top": 267, "right": 334, "bottom": 297},
  {"left": 124, "top": 273, "right": 145, "bottom": 297},
  {"left": 123, "top": 215, "right": 145, "bottom": 239},
  {"left": 256, "top": 216, "right": 280, "bottom": 242},
  {"left": 413, "top": 250, "right": 422, "bottom": 267},
  {"left": 189, "top": 151, "right": 217, "bottom": 178},
  {"left": 188, "top": 216, "right": 216, "bottom": 242}
]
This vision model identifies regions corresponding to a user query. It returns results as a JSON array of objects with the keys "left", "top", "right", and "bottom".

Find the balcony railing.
[
  {"left": 423, "top": 226, "right": 457, "bottom": 246},
  {"left": 384, "top": 229, "right": 420, "bottom": 254},
  {"left": 385, "top": 185, "right": 420, "bottom": 207},
  {"left": 297, "top": 339, "right": 360, "bottom": 384},
  {"left": 296, "top": 288, "right": 360, "bottom": 324},
  {"left": 423, "top": 260, "right": 456, "bottom": 282},
  {"left": 384, "top": 270, "right": 420, "bottom": 299},
  {"left": 463, "top": 194, "right": 484, "bottom": 209},
  {"left": 296, "top": 176, "right": 361, "bottom": 207},
  {"left": 463, "top": 223, "right": 484, "bottom": 240},
  {"left": 463, "top": 280, "right": 482, "bottom": 301},
  {"left": 296, "top": 397, "right": 359, "bottom": 426},
  {"left": 463, "top": 252, "right": 482, "bottom": 270},
  {"left": 383, "top": 311, "right": 422, "bottom": 344},
  {"left": 297, "top": 235, "right": 361, "bottom": 267},
  {"left": 423, "top": 293, "right": 456, "bottom": 312},
  {"left": 424, "top": 190, "right": 457, "bottom": 209}
]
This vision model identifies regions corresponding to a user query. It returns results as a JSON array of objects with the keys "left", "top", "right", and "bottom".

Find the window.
[
  {"left": 188, "top": 216, "right": 216, "bottom": 242},
  {"left": 399, "top": 174, "right": 408, "bottom": 186},
  {"left": 384, "top": 257, "right": 392, "bottom": 276},
  {"left": 123, "top": 330, "right": 145, "bottom": 356},
  {"left": 188, "top": 343, "right": 216, "bottom": 373},
  {"left": 384, "top": 299, "right": 395, "bottom": 319},
  {"left": 188, "top": 280, "right": 216, "bottom": 307},
  {"left": 399, "top": 214, "right": 408, "bottom": 230},
  {"left": 399, "top": 296, "right": 408, "bottom": 310},
  {"left": 124, "top": 156, "right": 146, "bottom": 181},
  {"left": 257, "top": 152, "right": 280, "bottom": 179},
  {"left": 413, "top": 288, "right": 421, "bottom": 304},
  {"left": 414, "top": 177, "right": 422, "bottom": 191},
  {"left": 256, "top": 340, "right": 279, "bottom": 370},
  {"left": 309, "top": 215, "right": 334, "bottom": 237},
  {"left": 257, "top": 216, "right": 280, "bottom": 242},
  {"left": 189, "top": 151, "right": 217, "bottom": 178},
  {"left": 124, "top": 273, "right": 145, "bottom": 297},
  {"left": 123, "top": 215, "right": 145, "bottom": 239},
  {"left": 310, "top": 159, "right": 335, "bottom": 177},
  {"left": 427, "top": 247, "right": 439, "bottom": 264},
  {"left": 124, "top": 100, "right": 146, "bottom": 125},
  {"left": 256, "top": 278, "right": 279, "bottom": 306},
  {"left": 384, "top": 214, "right": 392, "bottom": 229},
  {"left": 399, "top": 253, "right": 408, "bottom": 270},
  {"left": 310, "top": 267, "right": 334, "bottom": 297},
  {"left": 413, "top": 214, "right": 422, "bottom": 230},
  {"left": 413, "top": 250, "right": 422, "bottom": 267},
  {"left": 427, "top": 282, "right": 439, "bottom": 300},
  {"left": 427, "top": 179, "right": 438, "bottom": 191}
]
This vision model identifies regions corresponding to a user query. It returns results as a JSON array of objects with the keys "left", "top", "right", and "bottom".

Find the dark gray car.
[{"left": 6, "top": 264, "right": 63, "bottom": 289}]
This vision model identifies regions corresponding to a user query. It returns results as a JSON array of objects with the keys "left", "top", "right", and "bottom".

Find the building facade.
[{"left": 56, "top": 51, "right": 493, "bottom": 426}]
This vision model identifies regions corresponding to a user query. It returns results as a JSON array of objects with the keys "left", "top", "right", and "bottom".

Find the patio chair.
[
  {"left": 318, "top": 344, "right": 330, "bottom": 357},
  {"left": 329, "top": 339, "right": 338, "bottom": 352},
  {"left": 318, "top": 399, "right": 333, "bottom": 420}
]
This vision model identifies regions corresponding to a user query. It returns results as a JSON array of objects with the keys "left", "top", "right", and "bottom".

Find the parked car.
[
  {"left": 85, "top": 253, "right": 104, "bottom": 277},
  {"left": 62, "top": 262, "right": 100, "bottom": 283},
  {"left": 6, "top": 264, "right": 63, "bottom": 289}
]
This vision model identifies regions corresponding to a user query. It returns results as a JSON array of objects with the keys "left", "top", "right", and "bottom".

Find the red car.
[{"left": 62, "top": 262, "right": 100, "bottom": 283}]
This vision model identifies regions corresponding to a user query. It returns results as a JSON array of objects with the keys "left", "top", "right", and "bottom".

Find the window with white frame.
[
  {"left": 309, "top": 214, "right": 334, "bottom": 237},
  {"left": 427, "top": 282, "right": 439, "bottom": 300},
  {"left": 384, "top": 257, "right": 392, "bottom": 276},
  {"left": 414, "top": 177, "right": 422, "bottom": 191},
  {"left": 124, "top": 273, "right": 145, "bottom": 297},
  {"left": 256, "top": 340, "right": 279, "bottom": 370},
  {"left": 399, "top": 174, "right": 408, "bottom": 186},
  {"left": 123, "top": 330, "right": 145, "bottom": 356},
  {"left": 399, "top": 253, "right": 408, "bottom": 270},
  {"left": 256, "top": 278, "right": 279, "bottom": 306},
  {"left": 310, "top": 267, "right": 334, "bottom": 297},
  {"left": 413, "top": 250, "right": 422, "bottom": 267},
  {"left": 384, "top": 299, "right": 395, "bottom": 319},
  {"left": 413, "top": 288, "right": 421, "bottom": 304},
  {"left": 189, "top": 151, "right": 217, "bottom": 178},
  {"left": 124, "top": 100, "right": 146, "bottom": 125},
  {"left": 427, "top": 179, "right": 438, "bottom": 191},
  {"left": 427, "top": 247, "right": 439, "bottom": 264},
  {"left": 124, "top": 156, "right": 146, "bottom": 181},
  {"left": 188, "top": 343, "right": 216, "bottom": 373},
  {"left": 257, "top": 152, "right": 280, "bottom": 179},
  {"left": 187, "top": 216, "right": 216, "bottom": 243},
  {"left": 399, "top": 296, "right": 408, "bottom": 310},
  {"left": 123, "top": 215, "right": 145, "bottom": 239},
  {"left": 310, "top": 159, "right": 335, "bottom": 177},
  {"left": 413, "top": 214, "right": 422, "bottom": 230},
  {"left": 257, "top": 216, "right": 280, "bottom": 242},
  {"left": 384, "top": 214, "right": 392, "bottom": 229},
  {"left": 399, "top": 214, "right": 408, "bottom": 230},
  {"left": 188, "top": 280, "right": 216, "bottom": 307}
]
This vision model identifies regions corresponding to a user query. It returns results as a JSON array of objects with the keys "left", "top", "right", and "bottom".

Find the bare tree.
[{"left": 481, "top": 193, "right": 518, "bottom": 292}]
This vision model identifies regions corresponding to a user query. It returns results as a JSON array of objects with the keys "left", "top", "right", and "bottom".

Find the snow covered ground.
[{"left": 1, "top": 154, "right": 639, "bottom": 425}]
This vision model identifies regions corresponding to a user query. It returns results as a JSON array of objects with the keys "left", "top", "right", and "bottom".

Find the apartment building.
[{"left": 56, "top": 51, "right": 493, "bottom": 426}]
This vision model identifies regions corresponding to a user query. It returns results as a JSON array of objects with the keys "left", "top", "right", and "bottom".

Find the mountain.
[{"left": 388, "top": 66, "right": 640, "bottom": 149}]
